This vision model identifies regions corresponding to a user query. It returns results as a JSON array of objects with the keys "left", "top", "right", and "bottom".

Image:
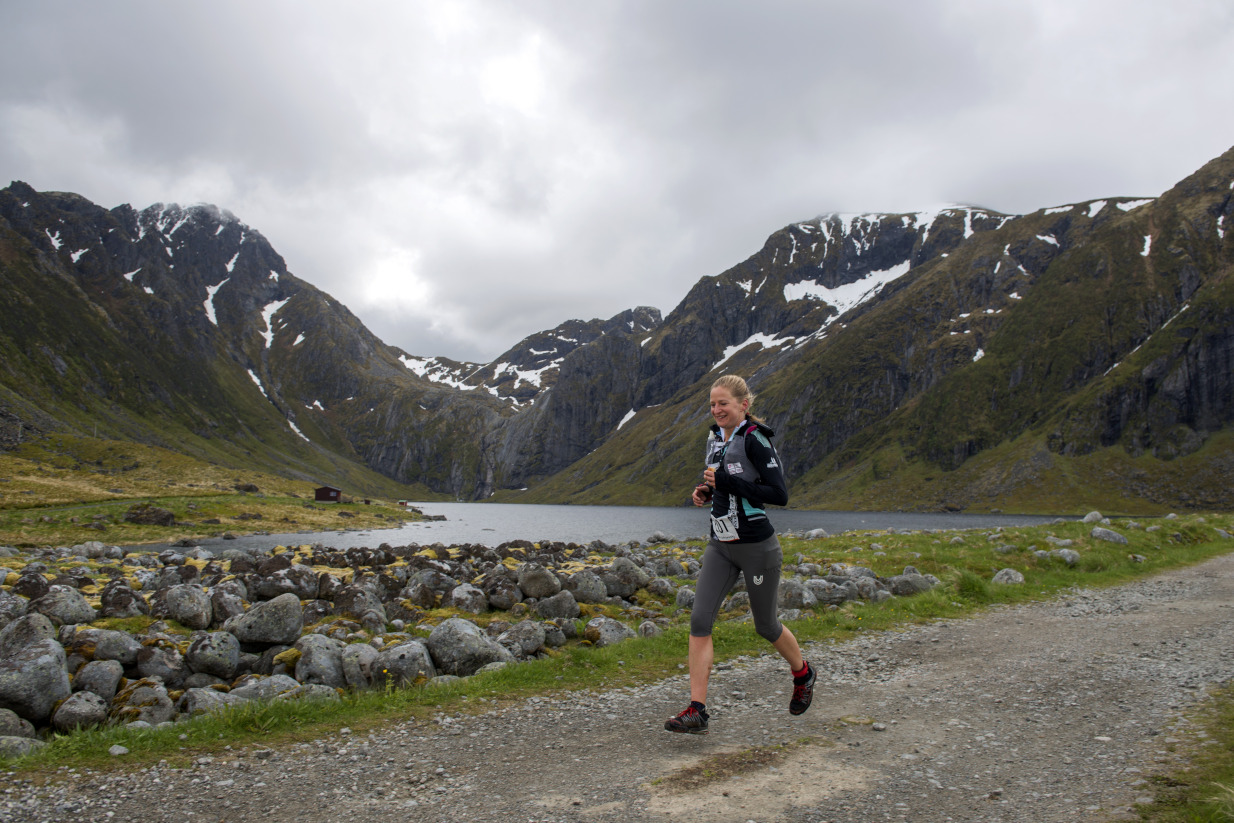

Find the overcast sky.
[{"left": 4, "top": 1, "right": 1233, "bottom": 362}]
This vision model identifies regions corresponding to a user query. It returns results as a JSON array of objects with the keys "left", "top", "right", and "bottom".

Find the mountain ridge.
[{"left": 2, "top": 143, "right": 1232, "bottom": 512}]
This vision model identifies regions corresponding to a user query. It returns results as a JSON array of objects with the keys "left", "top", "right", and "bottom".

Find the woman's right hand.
[{"left": 692, "top": 484, "right": 711, "bottom": 507}]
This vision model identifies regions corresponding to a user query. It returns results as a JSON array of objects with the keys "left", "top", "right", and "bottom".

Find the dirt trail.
[{"left": 6, "top": 551, "right": 1234, "bottom": 823}]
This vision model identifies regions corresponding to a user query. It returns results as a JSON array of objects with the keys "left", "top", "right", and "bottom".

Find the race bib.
[{"left": 711, "top": 513, "right": 740, "bottom": 542}]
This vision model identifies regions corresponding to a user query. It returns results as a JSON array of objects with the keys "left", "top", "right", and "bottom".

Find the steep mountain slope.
[
  {"left": 4, "top": 144, "right": 1232, "bottom": 512},
  {"left": 509, "top": 147, "right": 1234, "bottom": 512},
  {"left": 0, "top": 183, "right": 509, "bottom": 498}
]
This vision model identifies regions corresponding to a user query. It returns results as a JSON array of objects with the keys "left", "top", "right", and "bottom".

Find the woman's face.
[{"left": 710, "top": 385, "right": 749, "bottom": 431}]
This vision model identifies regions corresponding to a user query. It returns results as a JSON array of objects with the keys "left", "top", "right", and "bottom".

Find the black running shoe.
[
  {"left": 665, "top": 704, "right": 709, "bottom": 734},
  {"left": 789, "top": 663, "right": 815, "bottom": 716}
]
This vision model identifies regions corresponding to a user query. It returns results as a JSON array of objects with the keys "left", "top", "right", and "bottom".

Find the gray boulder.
[
  {"left": 584, "top": 616, "right": 635, "bottom": 648},
  {"left": 28, "top": 587, "right": 97, "bottom": 626},
  {"left": 888, "top": 573, "right": 934, "bottom": 596},
  {"left": 0, "top": 638, "right": 71, "bottom": 722},
  {"left": 675, "top": 587, "right": 696, "bottom": 609},
  {"left": 293, "top": 635, "right": 346, "bottom": 688},
  {"left": 185, "top": 632, "right": 241, "bottom": 679},
  {"left": 805, "top": 579, "right": 850, "bottom": 605},
  {"left": 275, "top": 684, "right": 341, "bottom": 702},
  {"left": 162, "top": 584, "right": 213, "bottom": 630},
  {"left": 1091, "top": 527, "right": 1129, "bottom": 544},
  {"left": 0, "top": 613, "right": 57, "bottom": 659},
  {"left": 600, "top": 557, "right": 650, "bottom": 599},
  {"left": 52, "top": 690, "right": 110, "bottom": 732},
  {"left": 425, "top": 617, "right": 514, "bottom": 677},
  {"left": 534, "top": 589, "right": 580, "bottom": 620},
  {"left": 448, "top": 583, "right": 489, "bottom": 614},
  {"left": 0, "top": 589, "right": 28, "bottom": 629},
  {"left": 517, "top": 563, "right": 562, "bottom": 599},
  {"left": 479, "top": 577, "right": 522, "bottom": 611},
  {"left": 1050, "top": 548, "right": 1081, "bottom": 566},
  {"left": 646, "top": 578, "right": 678, "bottom": 598},
  {"left": 373, "top": 641, "right": 436, "bottom": 687},
  {"left": 98, "top": 582, "right": 149, "bottom": 619},
  {"left": 136, "top": 644, "right": 189, "bottom": 688},
  {"left": 0, "top": 736, "right": 45, "bottom": 757},
  {"left": 73, "top": 659, "right": 125, "bottom": 701},
  {"left": 252, "top": 565, "right": 319, "bottom": 600},
  {"left": 334, "top": 585, "right": 387, "bottom": 623},
  {"left": 223, "top": 592, "right": 304, "bottom": 647},
  {"left": 497, "top": 620, "right": 546, "bottom": 658},
  {"left": 565, "top": 570, "right": 607, "bottom": 604},
  {"left": 778, "top": 579, "right": 817, "bottom": 609},
  {"left": 111, "top": 679, "right": 175, "bottom": 725},
  {"left": 229, "top": 674, "right": 300, "bottom": 701},
  {"left": 341, "top": 643, "right": 379, "bottom": 689},
  {"left": 638, "top": 620, "right": 663, "bottom": 638},
  {"left": 93, "top": 630, "right": 143, "bottom": 666},
  {"left": 177, "top": 687, "right": 249, "bottom": 716},
  {"left": 1082, "top": 510, "right": 1105, "bottom": 523},
  {"left": 209, "top": 588, "right": 247, "bottom": 626},
  {"left": 0, "top": 707, "right": 36, "bottom": 738},
  {"left": 992, "top": 568, "right": 1026, "bottom": 585}
]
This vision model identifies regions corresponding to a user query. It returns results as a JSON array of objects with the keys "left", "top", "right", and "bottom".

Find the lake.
[{"left": 183, "top": 502, "right": 1063, "bottom": 552}]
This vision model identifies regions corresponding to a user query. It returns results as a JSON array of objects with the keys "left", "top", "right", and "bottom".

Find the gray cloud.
[{"left": 3, "top": 0, "right": 1233, "bottom": 362}]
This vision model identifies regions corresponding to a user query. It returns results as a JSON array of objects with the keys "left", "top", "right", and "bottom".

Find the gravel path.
[{"left": 5, "top": 551, "right": 1233, "bottom": 823}]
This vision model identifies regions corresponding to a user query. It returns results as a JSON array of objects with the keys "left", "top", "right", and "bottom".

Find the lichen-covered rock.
[
  {"left": 992, "top": 568, "right": 1026, "bottom": 584},
  {"left": 373, "top": 641, "right": 436, "bottom": 687},
  {"left": 185, "top": 631, "right": 241, "bottom": 679},
  {"left": 92, "top": 629, "right": 143, "bottom": 666},
  {"left": 480, "top": 577, "right": 522, "bottom": 611},
  {"left": 599, "top": 557, "right": 649, "bottom": 599},
  {"left": 28, "top": 586, "right": 97, "bottom": 626},
  {"left": 534, "top": 589, "right": 580, "bottom": 620},
  {"left": 228, "top": 674, "right": 300, "bottom": 701},
  {"left": 0, "top": 613, "right": 57, "bottom": 659},
  {"left": 497, "top": 620, "right": 546, "bottom": 658},
  {"left": 275, "top": 683, "right": 340, "bottom": 702},
  {"left": 111, "top": 678, "right": 175, "bottom": 726},
  {"left": 565, "top": 569, "right": 608, "bottom": 603},
  {"left": 333, "top": 584, "right": 386, "bottom": 622},
  {"left": 73, "top": 659, "right": 125, "bottom": 701},
  {"left": 341, "top": 642, "right": 378, "bottom": 689},
  {"left": 448, "top": 583, "right": 489, "bottom": 614},
  {"left": 425, "top": 618, "right": 514, "bottom": 677},
  {"left": 888, "top": 573, "right": 935, "bottom": 596},
  {"left": 675, "top": 587, "right": 696, "bottom": 609},
  {"left": 0, "top": 589, "right": 28, "bottom": 630},
  {"left": 98, "top": 581, "right": 149, "bottom": 619},
  {"left": 0, "top": 736, "right": 45, "bottom": 757},
  {"left": 777, "top": 579, "right": 817, "bottom": 609},
  {"left": 223, "top": 592, "right": 303, "bottom": 647},
  {"left": 176, "top": 687, "right": 249, "bottom": 717},
  {"left": 0, "top": 638, "right": 70, "bottom": 723},
  {"left": 1091, "top": 527, "right": 1129, "bottom": 544},
  {"left": 293, "top": 635, "right": 346, "bottom": 688},
  {"left": 161, "top": 584, "right": 212, "bottom": 630},
  {"left": 52, "top": 690, "right": 110, "bottom": 732},
  {"left": 136, "top": 644, "right": 190, "bottom": 688},
  {"left": 584, "top": 616, "right": 635, "bottom": 648},
  {"left": 0, "top": 707, "right": 36, "bottom": 739},
  {"left": 517, "top": 563, "right": 561, "bottom": 599},
  {"left": 252, "top": 565, "right": 320, "bottom": 601}
]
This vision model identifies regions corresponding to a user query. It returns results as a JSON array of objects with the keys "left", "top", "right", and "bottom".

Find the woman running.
[{"left": 665, "top": 374, "right": 814, "bottom": 734}]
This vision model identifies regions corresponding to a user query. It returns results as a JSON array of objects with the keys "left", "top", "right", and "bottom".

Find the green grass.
[
  {"left": 2, "top": 513, "right": 1232, "bottom": 781},
  {"left": 1136, "top": 684, "right": 1234, "bottom": 822}
]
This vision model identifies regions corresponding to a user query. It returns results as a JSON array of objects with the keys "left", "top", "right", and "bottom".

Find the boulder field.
[{"left": 0, "top": 531, "right": 938, "bottom": 753}]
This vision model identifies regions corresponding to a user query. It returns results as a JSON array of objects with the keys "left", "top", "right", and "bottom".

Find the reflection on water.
[{"left": 184, "top": 502, "right": 1062, "bottom": 552}]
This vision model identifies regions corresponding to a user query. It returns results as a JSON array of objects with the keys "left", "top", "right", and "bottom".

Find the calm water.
[{"left": 184, "top": 502, "right": 1062, "bottom": 552}]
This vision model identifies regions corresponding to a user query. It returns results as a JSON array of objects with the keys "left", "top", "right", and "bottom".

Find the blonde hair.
[{"left": 711, "top": 375, "right": 764, "bottom": 423}]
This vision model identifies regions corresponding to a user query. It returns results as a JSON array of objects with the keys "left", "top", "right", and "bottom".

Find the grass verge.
[{"left": 1136, "top": 684, "right": 1234, "bottom": 822}]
